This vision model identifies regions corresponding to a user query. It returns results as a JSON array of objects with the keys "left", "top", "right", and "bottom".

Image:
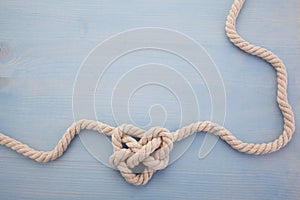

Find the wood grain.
[{"left": 0, "top": 0, "right": 299, "bottom": 199}]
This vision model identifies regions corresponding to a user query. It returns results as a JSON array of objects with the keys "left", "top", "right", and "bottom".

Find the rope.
[{"left": 0, "top": 0, "right": 295, "bottom": 185}]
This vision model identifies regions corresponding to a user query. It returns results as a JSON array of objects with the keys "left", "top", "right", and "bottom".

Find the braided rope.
[{"left": 0, "top": 0, "right": 295, "bottom": 185}]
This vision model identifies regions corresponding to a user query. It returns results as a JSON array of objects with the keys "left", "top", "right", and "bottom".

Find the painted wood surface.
[{"left": 0, "top": 0, "right": 299, "bottom": 199}]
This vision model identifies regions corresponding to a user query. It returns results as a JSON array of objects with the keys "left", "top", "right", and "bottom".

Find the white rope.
[{"left": 0, "top": 0, "right": 295, "bottom": 185}]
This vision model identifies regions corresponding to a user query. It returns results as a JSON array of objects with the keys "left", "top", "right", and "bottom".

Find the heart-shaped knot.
[{"left": 109, "top": 125, "right": 174, "bottom": 185}]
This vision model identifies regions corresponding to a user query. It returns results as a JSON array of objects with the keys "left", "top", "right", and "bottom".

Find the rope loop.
[{"left": 109, "top": 126, "right": 173, "bottom": 185}]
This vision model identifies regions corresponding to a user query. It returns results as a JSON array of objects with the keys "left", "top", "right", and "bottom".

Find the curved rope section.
[{"left": 0, "top": 0, "right": 295, "bottom": 185}]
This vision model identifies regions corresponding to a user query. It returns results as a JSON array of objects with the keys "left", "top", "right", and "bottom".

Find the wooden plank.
[{"left": 0, "top": 0, "right": 299, "bottom": 199}]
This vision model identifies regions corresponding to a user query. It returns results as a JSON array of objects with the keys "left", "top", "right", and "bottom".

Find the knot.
[{"left": 109, "top": 125, "right": 174, "bottom": 185}]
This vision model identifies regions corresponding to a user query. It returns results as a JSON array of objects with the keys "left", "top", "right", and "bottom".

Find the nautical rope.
[{"left": 0, "top": 0, "right": 295, "bottom": 185}]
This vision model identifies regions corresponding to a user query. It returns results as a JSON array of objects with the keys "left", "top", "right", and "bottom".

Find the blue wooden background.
[{"left": 0, "top": 0, "right": 299, "bottom": 199}]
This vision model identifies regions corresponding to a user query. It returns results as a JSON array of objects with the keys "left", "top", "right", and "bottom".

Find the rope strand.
[{"left": 0, "top": 0, "right": 295, "bottom": 185}]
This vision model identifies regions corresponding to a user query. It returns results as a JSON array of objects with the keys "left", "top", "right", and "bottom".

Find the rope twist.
[{"left": 0, "top": 0, "right": 295, "bottom": 185}]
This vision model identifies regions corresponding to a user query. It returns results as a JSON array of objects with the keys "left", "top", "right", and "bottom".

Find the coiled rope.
[{"left": 0, "top": 0, "right": 295, "bottom": 185}]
